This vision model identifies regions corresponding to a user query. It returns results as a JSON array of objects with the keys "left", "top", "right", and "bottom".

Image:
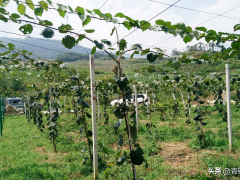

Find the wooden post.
[
  {"left": 89, "top": 54, "right": 98, "bottom": 179},
  {"left": 226, "top": 64, "right": 233, "bottom": 151},
  {"left": 134, "top": 85, "right": 139, "bottom": 132},
  {"left": 97, "top": 91, "right": 101, "bottom": 122}
]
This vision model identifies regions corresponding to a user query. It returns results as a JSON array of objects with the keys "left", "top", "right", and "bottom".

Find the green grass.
[{"left": 1, "top": 103, "right": 240, "bottom": 179}]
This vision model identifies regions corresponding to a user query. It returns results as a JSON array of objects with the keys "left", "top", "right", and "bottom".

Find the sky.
[{"left": 0, "top": 0, "right": 240, "bottom": 57}]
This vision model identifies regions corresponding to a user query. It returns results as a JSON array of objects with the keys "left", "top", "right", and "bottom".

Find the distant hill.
[
  {"left": 0, "top": 37, "right": 92, "bottom": 59},
  {"left": 0, "top": 37, "right": 145, "bottom": 60}
]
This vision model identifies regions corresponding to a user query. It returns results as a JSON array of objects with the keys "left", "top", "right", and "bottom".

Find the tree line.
[{"left": 57, "top": 51, "right": 112, "bottom": 62}]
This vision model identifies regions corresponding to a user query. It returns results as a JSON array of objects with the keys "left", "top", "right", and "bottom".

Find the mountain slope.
[{"left": 0, "top": 37, "right": 92, "bottom": 59}]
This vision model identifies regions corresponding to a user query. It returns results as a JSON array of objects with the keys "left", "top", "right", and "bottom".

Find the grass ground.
[{"left": 1, "top": 103, "right": 240, "bottom": 180}]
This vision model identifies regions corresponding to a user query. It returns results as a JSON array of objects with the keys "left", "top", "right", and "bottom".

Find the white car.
[
  {"left": 110, "top": 94, "right": 150, "bottom": 106},
  {"left": 6, "top": 98, "right": 23, "bottom": 108}
]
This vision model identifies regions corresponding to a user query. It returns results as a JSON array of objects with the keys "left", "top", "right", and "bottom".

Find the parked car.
[
  {"left": 6, "top": 98, "right": 23, "bottom": 108},
  {"left": 110, "top": 94, "right": 150, "bottom": 106}
]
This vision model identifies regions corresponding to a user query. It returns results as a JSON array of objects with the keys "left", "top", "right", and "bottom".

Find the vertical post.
[
  {"left": 0, "top": 97, "right": 2, "bottom": 137},
  {"left": 28, "top": 96, "right": 31, "bottom": 124},
  {"left": 223, "top": 90, "right": 226, "bottom": 105},
  {"left": 146, "top": 90, "right": 149, "bottom": 113},
  {"left": 24, "top": 101, "right": 26, "bottom": 117},
  {"left": 226, "top": 64, "right": 233, "bottom": 151},
  {"left": 97, "top": 91, "right": 101, "bottom": 122},
  {"left": 49, "top": 86, "right": 52, "bottom": 118},
  {"left": 117, "top": 94, "right": 119, "bottom": 107},
  {"left": 2, "top": 98, "right": 4, "bottom": 122},
  {"left": 172, "top": 93, "right": 176, "bottom": 101},
  {"left": 58, "top": 99, "right": 60, "bottom": 113},
  {"left": 134, "top": 85, "right": 139, "bottom": 132},
  {"left": 180, "top": 89, "right": 185, "bottom": 108},
  {"left": 64, "top": 96, "right": 66, "bottom": 114},
  {"left": 89, "top": 54, "right": 98, "bottom": 179},
  {"left": 76, "top": 97, "right": 79, "bottom": 118},
  {"left": 152, "top": 92, "right": 155, "bottom": 112}
]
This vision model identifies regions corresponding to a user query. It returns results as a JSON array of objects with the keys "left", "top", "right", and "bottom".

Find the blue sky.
[{"left": 0, "top": 0, "right": 239, "bottom": 55}]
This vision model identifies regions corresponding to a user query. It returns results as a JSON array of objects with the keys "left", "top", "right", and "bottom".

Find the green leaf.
[
  {"left": 39, "top": 1, "right": 48, "bottom": 11},
  {"left": 19, "top": 24, "right": 33, "bottom": 34},
  {"left": 0, "top": 0, "right": 10, "bottom": 7},
  {"left": 82, "top": 15, "right": 91, "bottom": 26},
  {"left": 123, "top": 21, "right": 132, "bottom": 30},
  {"left": 58, "top": 24, "right": 73, "bottom": 33},
  {"left": 34, "top": 7, "right": 43, "bottom": 16},
  {"left": 130, "top": 126, "right": 137, "bottom": 141},
  {"left": 25, "top": 0, "right": 34, "bottom": 10},
  {"left": 231, "top": 41, "right": 240, "bottom": 50},
  {"left": 119, "top": 39, "right": 127, "bottom": 51},
  {"left": 183, "top": 35, "right": 192, "bottom": 43},
  {"left": 0, "top": 14, "right": 7, "bottom": 22},
  {"left": 46, "top": 0, "right": 52, "bottom": 6},
  {"left": 129, "top": 147, "right": 144, "bottom": 165},
  {"left": 76, "top": 34, "right": 86, "bottom": 44},
  {"left": 9, "top": 13, "right": 20, "bottom": 23},
  {"left": 229, "top": 49, "right": 239, "bottom": 58},
  {"left": 62, "top": 35, "right": 76, "bottom": 49},
  {"left": 115, "top": 12, "right": 125, "bottom": 18},
  {"left": 131, "top": 44, "right": 142, "bottom": 51},
  {"left": 84, "top": 29, "right": 95, "bottom": 33},
  {"left": 114, "top": 76, "right": 129, "bottom": 91},
  {"left": 186, "top": 26, "right": 192, "bottom": 33},
  {"left": 93, "top": 9, "right": 102, "bottom": 18},
  {"left": 234, "top": 24, "right": 240, "bottom": 32},
  {"left": 91, "top": 46, "right": 96, "bottom": 55},
  {"left": 114, "top": 121, "right": 121, "bottom": 132},
  {"left": 195, "top": 26, "right": 207, "bottom": 32},
  {"left": 17, "top": 3, "right": 26, "bottom": 15},
  {"left": 12, "top": 59, "right": 19, "bottom": 64},
  {"left": 7, "top": 43, "right": 15, "bottom": 50},
  {"left": 39, "top": 20, "right": 53, "bottom": 26},
  {"left": 149, "top": 25, "right": 160, "bottom": 32},
  {"left": 86, "top": 9, "right": 92, "bottom": 15},
  {"left": 140, "top": 20, "right": 151, "bottom": 31},
  {"left": 147, "top": 53, "right": 158, "bottom": 63},
  {"left": 141, "top": 48, "right": 150, "bottom": 55},
  {"left": 116, "top": 152, "right": 126, "bottom": 165},
  {"left": 41, "top": 28, "right": 54, "bottom": 38},
  {"left": 57, "top": 4, "right": 67, "bottom": 18},
  {"left": 68, "top": 5, "right": 73, "bottom": 13},
  {"left": 76, "top": 6, "right": 85, "bottom": 21},
  {"left": 94, "top": 40, "right": 104, "bottom": 50},
  {"left": 24, "top": 13, "right": 34, "bottom": 19},
  {"left": 155, "top": 19, "right": 166, "bottom": 26},
  {"left": 110, "top": 27, "right": 115, "bottom": 36},
  {"left": 101, "top": 39, "right": 112, "bottom": 46},
  {"left": 130, "top": 51, "right": 135, "bottom": 59},
  {"left": 0, "top": 7, "right": 8, "bottom": 14}
]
